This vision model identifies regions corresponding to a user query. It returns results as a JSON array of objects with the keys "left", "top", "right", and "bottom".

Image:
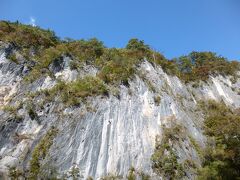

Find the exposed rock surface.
[{"left": 0, "top": 42, "right": 239, "bottom": 179}]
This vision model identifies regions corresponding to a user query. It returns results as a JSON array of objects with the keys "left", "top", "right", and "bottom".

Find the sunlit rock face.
[{"left": 0, "top": 42, "right": 240, "bottom": 179}]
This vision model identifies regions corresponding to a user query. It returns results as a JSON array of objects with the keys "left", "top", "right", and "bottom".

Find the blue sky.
[{"left": 1, "top": 0, "right": 240, "bottom": 60}]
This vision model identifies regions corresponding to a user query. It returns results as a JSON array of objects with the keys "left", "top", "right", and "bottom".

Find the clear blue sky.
[{"left": 1, "top": 0, "right": 240, "bottom": 60}]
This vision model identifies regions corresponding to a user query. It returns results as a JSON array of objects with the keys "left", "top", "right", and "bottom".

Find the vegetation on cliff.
[
  {"left": 175, "top": 52, "right": 239, "bottom": 82},
  {"left": 198, "top": 100, "right": 240, "bottom": 180},
  {"left": 1, "top": 20, "right": 239, "bottom": 86},
  {"left": 151, "top": 124, "right": 186, "bottom": 179},
  {"left": 1, "top": 20, "right": 240, "bottom": 179},
  {"left": 0, "top": 21, "right": 59, "bottom": 48},
  {"left": 29, "top": 127, "right": 58, "bottom": 179},
  {"left": 151, "top": 100, "right": 240, "bottom": 180},
  {"left": 45, "top": 76, "right": 108, "bottom": 106}
]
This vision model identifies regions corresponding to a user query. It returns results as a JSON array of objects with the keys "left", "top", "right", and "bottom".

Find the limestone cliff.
[{"left": 0, "top": 41, "right": 240, "bottom": 179}]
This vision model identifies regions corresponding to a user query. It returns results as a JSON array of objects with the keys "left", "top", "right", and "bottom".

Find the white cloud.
[{"left": 29, "top": 17, "right": 36, "bottom": 27}]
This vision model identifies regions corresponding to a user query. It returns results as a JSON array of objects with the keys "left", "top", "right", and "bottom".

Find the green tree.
[
  {"left": 126, "top": 38, "right": 150, "bottom": 53},
  {"left": 178, "top": 56, "right": 193, "bottom": 73},
  {"left": 189, "top": 51, "right": 225, "bottom": 67}
]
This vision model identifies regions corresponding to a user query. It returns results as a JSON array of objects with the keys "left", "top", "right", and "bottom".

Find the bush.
[
  {"left": 68, "top": 165, "right": 82, "bottom": 180},
  {"left": 29, "top": 127, "right": 58, "bottom": 178},
  {"left": 28, "top": 108, "right": 37, "bottom": 120},
  {"left": 126, "top": 38, "right": 150, "bottom": 52},
  {"left": 139, "top": 172, "right": 150, "bottom": 180},
  {"left": 98, "top": 59, "right": 133, "bottom": 85},
  {"left": 66, "top": 38, "right": 105, "bottom": 62},
  {"left": 100, "top": 174, "right": 123, "bottom": 180},
  {"left": 26, "top": 102, "right": 38, "bottom": 120},
  {"left": 69, "top": 76, "right": 108, "bottom": 97},
  {"left": 8, "top": 167, "right": 24, "bottom": 179},
  {"left": 154, "top": 95, "right": 161, "bottom": 106},
  {"left": 37, "top": 44, "right": 68, "bottom": 68},
  {"left": 198, "top": 100, "right": 240, "bottom": 179},
  {"left": 7, "top": 53, "right": 18, "bottom": 63},
  {"left": 47, "top": 76, "right": 108, "bottom": 106},
  {"left": 0, "top": 20, "right": 59, "bottom": 48},
  {"left": 151, "top": 125, "right": 185, "bottom": 179},
  {"left": 25, "top": 38, "right": 104, "bottom": 82},
  {"left": 3, "top": 103, "right": 23, "bottom": 122},
  {"left": 97, "top": 49, "right": 139, "bottom": 85},
  {"left": 3, "top": 105, "right": 18, "bottom": 114},
  {"left": 176, "top": 52, "right": 240, "bottom": 82},
  {"left": 127, "top": 167, "right": 136, "bottom": 180},
  {"left": 3, "top": 21, "right": 239, "bottom": 85},
  {"left": 69, "top": 61, "right": 79, "bottom": 70},
  {"left": 25, "top": 44, "right": 69, "bottom": 82},
  {"left": 189, "top": 136, "right": 202, "bottom": 159}
]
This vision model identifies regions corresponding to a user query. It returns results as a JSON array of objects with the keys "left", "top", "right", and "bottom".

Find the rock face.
[{"left": 0, "top": 42, "right": 240, "bottom": 179}]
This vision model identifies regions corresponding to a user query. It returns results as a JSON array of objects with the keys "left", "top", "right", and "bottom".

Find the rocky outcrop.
[{"left": 0, "top": 42, "right": 239, "bottom": 179}]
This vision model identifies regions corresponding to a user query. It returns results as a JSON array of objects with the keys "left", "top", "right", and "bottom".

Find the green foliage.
[
  {"left": 8, "top": 167, "right": 23, "bottom": 180},
  {"left": 29, "top": 127, "right": 58, "bottom": 179},
  {"left": 95, "top": 46, "right": 165, "bottom": 87},
  {"left": 183, "top": 159, "right": 197, "bottom": 170},
  {"left": 96, "top": 46, "right": 174, "bottom": 86},
  {"left": 176, "top": 52, "right": 240, "bottom": 82},
  {"left": 230, "top": 76, "right": 237, "bottom": 84},
  {"left": 140, "top": 77, "right": 156, "bottom": 92},
  {"left": 2, "top": 21, "right": 239, "bottom": 85},
  {"left": 0, "top": 20, "right": 59, "bottom": 48},
  {"left": 96, "top": 49, "right": 158, "bottom": 85},
  {"left": 69, "top": 60, "right": 79, "bottom": 70},
  {"left": 151, "top": 125, "right": 185, "bottom": 179},
  {"left": 3, "top": 105, "right": 18, "bottom": 114},
  {"left": 69, "top": 76, "right": 108, "bottom": 97},
  {"left": 126, "top": 38, "right": 150, "bottom": 53},
  {"left": 189, "top": 136, "right": 203, "bottom": 159},
  {"left": 3, "top": 103, "right": 23, "bottom": 122},
  {"left": 25, "top": 38, "right": 104, "bottom": 82},
  {"left": 154, "top": 95, "right": 161, "bottom": 106},
  {"left": 97, "top": 48, "right": 141, "bottom": 85},
  {"left": 139, "top": 172, "right": 150, "bottom": 180},
  {"left": 24, "top": 44, "right": 68, "bottom": 82},
  {"left": 7, "top": 53, "right": 18, "bottom": 64},
  {"left": 198, "top": 160, "right": 226, "bottom": 180},
  {"left": 26, "top": 102, "right": 37, "bottom": 120},
  {"left": 198, "top": 100, "right": 240, "bottom": 180},
  {"left": 150, "top": 53, "right": 179, "bottom": 76},
  {"left": 68, "top": 165, "right": 82, "bottom": 180},
  {"left": 38, "top": 44, "right": 68, "bottom": 68},
  {"left": 27, "top": 107, "right": 37, "bottom": 120},
  {"left": 127, "top": 167, "right": 136, "bottom": 180},
  {"left": 66, "top": 38, "right": 105, "bottom": 62},
  {"left": 47, "top": 76, "right": 108, "bottom": 106},
  {"left": 147, "top": 51, "right": 179, "bottom": 76},
  {"left": 177, "top": 56, "right": 193, "bottom": 73},
  {"left": 100, "top": 174, "right": 123, "bottom": 180}
]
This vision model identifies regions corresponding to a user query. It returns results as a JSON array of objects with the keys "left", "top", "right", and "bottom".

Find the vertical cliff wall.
[{"left": 0, "top": 42, "right": 240, "bottom": 179}]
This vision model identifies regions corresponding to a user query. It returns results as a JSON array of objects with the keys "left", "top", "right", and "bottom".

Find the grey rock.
[{"left": 0, "top": 43, "right": 239, "bottom": 179}]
